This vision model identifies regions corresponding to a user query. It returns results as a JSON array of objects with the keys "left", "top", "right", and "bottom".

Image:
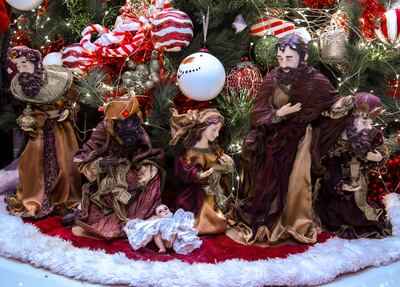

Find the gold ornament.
[{"left": 17, "top": 105, "right": 37, "bottom": 136}]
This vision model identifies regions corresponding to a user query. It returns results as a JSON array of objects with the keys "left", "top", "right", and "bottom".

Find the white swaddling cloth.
[{"left": 124, "top": 209, "right": 202, "bottom": 254}]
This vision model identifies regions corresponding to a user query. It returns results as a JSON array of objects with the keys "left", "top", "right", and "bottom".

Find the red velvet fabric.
[
  {"left": 0, "top": 0, "right": 9, "bottom": 33},
  {"left": 25, "top": 216, "right": 333, "bottom": 263}
]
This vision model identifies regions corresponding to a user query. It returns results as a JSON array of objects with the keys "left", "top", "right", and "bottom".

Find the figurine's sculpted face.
[
  {"left": 277, "top": 47, "right": 300, "bottom": 73},
  {"left": 202, "top": 122, "right": 222, "bottom": 143},
  {"left": 156, "top": 204, "right": 171, "bottom": 218},
  {"left": 354, "top": 113, "right": 373, "bottom": 132},
  {"left": 12, "top": 56, "right": 35, "bottom": 74}
]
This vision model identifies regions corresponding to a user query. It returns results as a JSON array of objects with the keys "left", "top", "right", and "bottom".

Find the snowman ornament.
[{"left": 177, "top": 51, "right": 225, "bottom": 101}]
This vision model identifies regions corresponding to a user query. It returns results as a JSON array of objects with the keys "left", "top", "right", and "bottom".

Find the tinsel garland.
[{"left": 359, "top": 0, "right": 386, "bottom": 40}]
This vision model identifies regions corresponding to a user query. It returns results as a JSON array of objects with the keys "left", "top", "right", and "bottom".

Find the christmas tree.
[{"left": 2, "top": 0, "right": 400, "bottom": 197}]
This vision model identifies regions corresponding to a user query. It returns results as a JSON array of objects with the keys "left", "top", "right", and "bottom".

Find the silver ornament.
[
  {"left": 149, "top": 50, "right": 161, "bottom": 73},
  {"left": 123, "top": 78, "right": 133, "bottom": 88},
  {"left": 320, "top": 27, "right": 348, "bottom": 63},
  {"left": 122, "top": 71, "right": 134, "bottom": 81},
  {"left": 136, "top": 64, "right": 150, "bottom": 74},
  {"left": 149, "top": 72, "right": 160, "bottom": 83},
  {"left": 144, "top": 80, "right": 155, "bottom": 89},
  {"left": 126, "top": 60, "right": 137, "bottom": 70}
]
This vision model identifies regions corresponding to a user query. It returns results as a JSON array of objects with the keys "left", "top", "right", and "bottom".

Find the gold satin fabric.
[
  {"left": 196, "top": 194, "right": 227, "bottom": 235},
  {"left": 8, "top": 110, "right": 81, "bottom": 217},
  {"left": 184, "top": 150, "right": 228, "bottom": 235},
  {"left": 227, "top": 126, "right": 320, "bottom": 245}
]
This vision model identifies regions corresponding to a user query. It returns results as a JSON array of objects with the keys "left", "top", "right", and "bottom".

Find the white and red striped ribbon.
[
  {"left": 63, "top": 0, "right": 173, "bottom": 70},
  {"left": 250, "top": 17, "right": 295, "bottom": 38},
  {"left": 375, "top": 8, "right": 400, "bottom": 46}
]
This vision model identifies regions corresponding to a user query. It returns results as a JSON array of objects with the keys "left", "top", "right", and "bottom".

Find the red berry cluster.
[{"left": 368, "top": 152, "right": 400, "bottom": 208}]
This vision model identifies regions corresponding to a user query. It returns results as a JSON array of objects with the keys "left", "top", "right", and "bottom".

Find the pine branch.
[
  {"left": 215, "top": 90, "right": 255, "bottom": 152},
  {"left": 146, "top": 80, "right": 180, "bottom": 155},
  {"left": 75, "top": 68, "right": 106, "bottom": 107}
]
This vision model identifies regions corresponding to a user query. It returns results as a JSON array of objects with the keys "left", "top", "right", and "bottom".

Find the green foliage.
[
  {"left": 5, "top": 0, "right": 400, "bottom": 146},
  {"left": 215, "top": 90, "right": 255, "bottom": 152},
  {"left": 75, "top": 68, "right": 106, "bottom": 107},
  {"left": 145, "top": 81, "right": 179, "bottom": 155}
]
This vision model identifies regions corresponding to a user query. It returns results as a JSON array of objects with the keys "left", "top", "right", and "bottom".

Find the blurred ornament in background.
[
  {"left": 177, "top": 51, "right": 225, "bottom": 101},
  {"left": 151, "top": 8, "right": 194, "bottom": 52},
  {"left": 6, "top": 0, "right": 43, "bottom": 11},
  {"left": 375, "top": 7, "right": 400, "bottom": 47},
  {"left": 232, "top": 14, "right": 247, "bottom": 34},
  {"left": 42, "top": 52, "right": 63, "bottom": 66},
  {"left": 226, "top": 59, "right": 262, "bottom": 98},
  {"left": 253, "top": 35, "right": 279, "bottom": 69},
  {"left": 293, "top": 28, "right": 312, "bottom": 44},
  {"left": 250, "top": 17, "right": 295, "bottom": 38},
  {"left": 320, "top": 26, "right": 348, "bottom": 63}
]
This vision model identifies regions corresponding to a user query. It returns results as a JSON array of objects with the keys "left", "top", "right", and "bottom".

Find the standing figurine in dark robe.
[
  {"left": 315, "top": 92, "right": 391, "bottom": 239},
  {"left": 65, "top": 97, "right": 166, "bottom": 239},
  {"left": 169, "top": 108, "right": 234, "bottom": 236},
  {"left": 230, "top": 34, "right": 354, "bottom": 245}
]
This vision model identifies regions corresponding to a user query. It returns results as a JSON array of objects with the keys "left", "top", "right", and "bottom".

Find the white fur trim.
[
  {"left": 0, "top": 190, "right": 400, "bottom": 286},
  {"left": 0, "top": 169, "right": 18, "bottom": 195}
]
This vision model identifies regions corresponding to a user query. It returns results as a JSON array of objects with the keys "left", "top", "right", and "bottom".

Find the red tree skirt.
[{"left": 28, "top": 216, "right": 333, "bottom": 263}]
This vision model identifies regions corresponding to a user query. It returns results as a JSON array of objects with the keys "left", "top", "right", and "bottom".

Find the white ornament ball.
[
  {"left": 6, "top": 0, "right": 43, "bottom": 11},
  {"left": 42, "top": 52, "right": 63, "bottom": 66},
  {"left": 177, "top": 52, "right": 225, "bottom": 101}
]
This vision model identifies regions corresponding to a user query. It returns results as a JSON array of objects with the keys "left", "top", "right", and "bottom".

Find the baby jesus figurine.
[{"left": 124, "top": 204, "right": 202, "bottom": 254}]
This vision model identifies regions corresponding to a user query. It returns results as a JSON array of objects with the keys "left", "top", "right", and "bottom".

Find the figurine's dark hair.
[{"left": 276, "top": 33, "right": 308, "bottom": 63}]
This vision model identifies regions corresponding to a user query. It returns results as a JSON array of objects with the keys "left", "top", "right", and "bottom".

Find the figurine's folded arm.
[{"left": 74, "top": 157, "right": 103, "bottom": 182}]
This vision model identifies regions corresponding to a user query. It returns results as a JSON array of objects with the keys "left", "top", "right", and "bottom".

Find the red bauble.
[
  {"left": 0, "top": 0, "right": 10, "bottom": 33},
  {"left": 151, "top": 8, "right": 194, "bottom": 52},
  {"left": 226, "top": 61, "right": 262, "bottom": 98},
  {"left": 375, "top": 7, "right": 400, "bottom": 46}
]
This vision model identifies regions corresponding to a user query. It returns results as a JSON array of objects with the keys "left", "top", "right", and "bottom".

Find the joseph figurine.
[{"left": 231, "top": 34, "right": 354, "bottom": 245}]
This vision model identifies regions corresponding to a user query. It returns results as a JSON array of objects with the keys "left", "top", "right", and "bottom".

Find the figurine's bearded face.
[
  {"left": 277, "top": 47, "right": 300, "bottom": 73},
  {"left": 353, "top": 113, "right": 373, "bottom": 133},
  {"left": 12, "top": 56, "right": 35, "bottom": 74},
  {"left": 346, "top": 119, "right": 373, "bottom": 156},
  {"left": 276, "top": 47, "right": 305, "bottom": 86},
  {"left": 113, "top": 115, "right": 142, "bottom": 147},
  {"left": 8, "top": 47, "right": 45, "bottom": 98}
]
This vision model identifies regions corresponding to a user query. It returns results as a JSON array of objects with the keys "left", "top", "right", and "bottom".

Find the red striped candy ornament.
[
  {"left": 151, "top": 8, "right": 193, "bottom": 52},
  {"left": 375, "top": 7, "right": 400, "bottom": 47},
  {"left": 250, "top": 17, "right": 295, "bottom": 38}
]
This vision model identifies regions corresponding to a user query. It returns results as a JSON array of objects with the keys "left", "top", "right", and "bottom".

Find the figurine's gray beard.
[
  {"left": 18, "top": 67, "right": 45, "bottom": 98},
  {"left": 346, "top": 125, "right": 373, "bottom": 156}
]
